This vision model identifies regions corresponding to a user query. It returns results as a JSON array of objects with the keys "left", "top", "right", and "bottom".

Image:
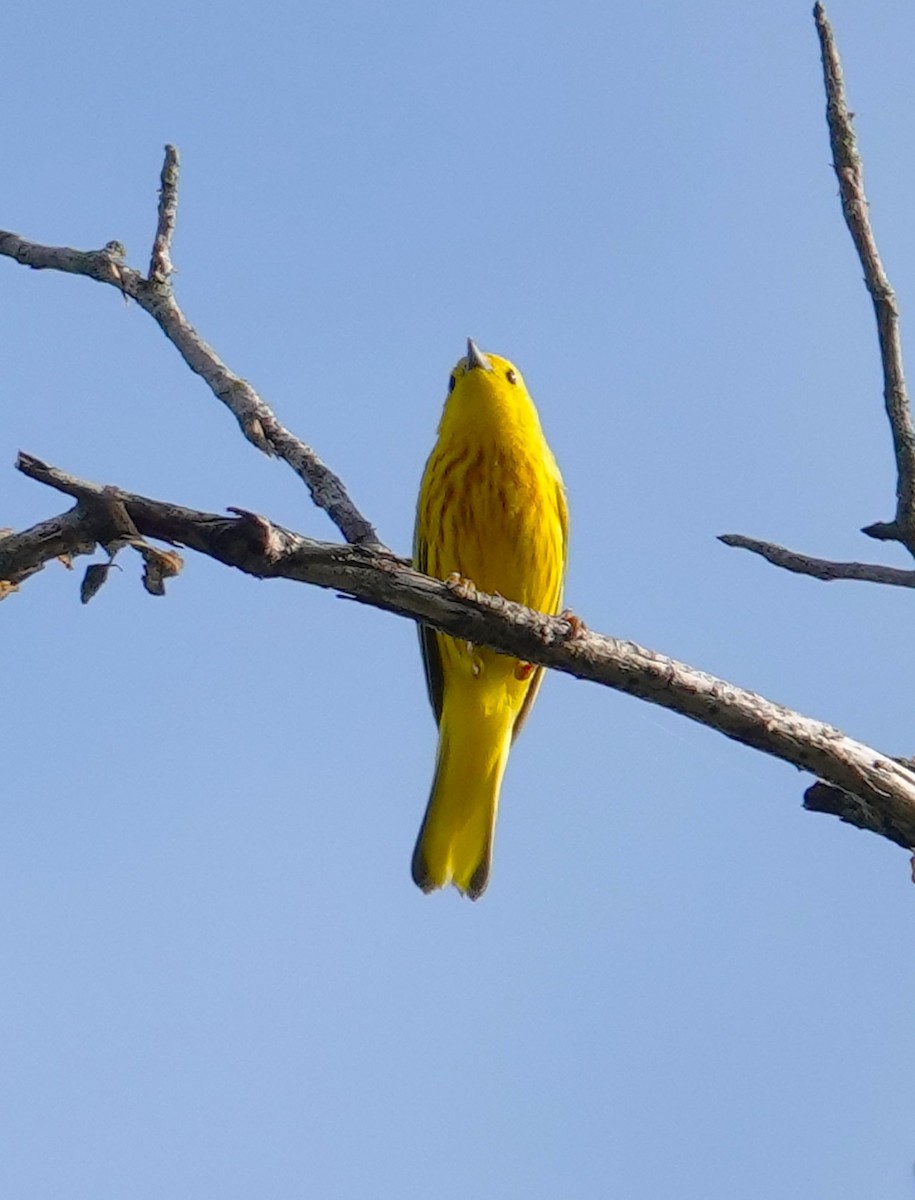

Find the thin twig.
[
  {"left": 0, "top": 147, "right": 382, "bottom": 549},
  {"left": 5, "top": 452, "right": 915, "bottom": 852},
  {"left": 814, "top": 2, "right": 915, "bottom": 552},
  {"left": 719, "top": 534, "right": 915, "bottom": 588},
  {"left": 148, "top": 143, "right": 179, "bottom": 285}
]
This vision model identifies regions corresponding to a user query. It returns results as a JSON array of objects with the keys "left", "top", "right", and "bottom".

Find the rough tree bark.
[{"left": 2, "top": 4, "right": 914, "bottom": 858}]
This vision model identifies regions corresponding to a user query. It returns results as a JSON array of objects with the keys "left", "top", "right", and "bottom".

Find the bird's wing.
[
  {"left": 414, "top": 528, "right": 445, "bottom": 724},
  {"left": 511, "top": 478, "right": 568, "bottom": 742}
]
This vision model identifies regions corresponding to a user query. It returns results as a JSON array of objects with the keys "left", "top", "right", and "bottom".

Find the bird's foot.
[
  {"left": 445, "top": 571, "right": 479, "bottom": 599},
  {"left": 559, "top": 608, "right": 586, "bottom": 639}
]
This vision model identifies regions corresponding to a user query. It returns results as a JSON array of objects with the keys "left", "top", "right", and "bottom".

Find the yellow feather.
[{"left": 412, "top": 340, "right": 568, "bottom": 899}]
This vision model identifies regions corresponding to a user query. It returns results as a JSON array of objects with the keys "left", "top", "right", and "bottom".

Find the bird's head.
[{"left": 446, "top": 338, "right": 527, "bottom": 401}]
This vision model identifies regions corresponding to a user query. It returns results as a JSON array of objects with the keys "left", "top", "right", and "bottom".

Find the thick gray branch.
[
  {"left": 5, "top": 453, "right": 915, "bottom": 854},
  {"left": 0, "top": 147, "right": 380, "bottom": 548},
  {"left": 804, "top": 758, "right": 915, "bottom": 851},
  {"left": 0, "top": 508, "right": 95, "bottom": 595}
]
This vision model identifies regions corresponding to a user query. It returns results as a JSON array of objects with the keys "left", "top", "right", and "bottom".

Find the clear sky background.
[{"left": 3, "top": 2, "right": 915, "bottom": 1197}]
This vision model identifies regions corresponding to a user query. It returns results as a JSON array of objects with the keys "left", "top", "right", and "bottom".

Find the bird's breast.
[{"left": 420, "top": 434, "right": 564, "bottom": 613}]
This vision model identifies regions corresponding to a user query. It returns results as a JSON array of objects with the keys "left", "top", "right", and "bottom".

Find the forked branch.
[
  {"left": 814, "top": 2, "right": 915, "bottom": 551},
  {"left": 722, "top": 4, "right": 915, "bottom": 580},
  {"left": 3, "top": 8, "right": 915, "bottom": 864},
  {"left": 0, "top": 148, "right": 381, "bottom": 548},
  {"left": 4, "top": 452, "right": 915, "bottom": 854}
]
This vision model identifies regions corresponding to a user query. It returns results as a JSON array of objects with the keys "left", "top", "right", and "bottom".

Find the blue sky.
[{"left": 4, "top": 1, "right": 915, "bottom": 1196}]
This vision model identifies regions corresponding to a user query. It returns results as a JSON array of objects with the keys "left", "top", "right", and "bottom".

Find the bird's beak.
[{"left": 466, "top": 338, "right": 493, "bottom": 372}]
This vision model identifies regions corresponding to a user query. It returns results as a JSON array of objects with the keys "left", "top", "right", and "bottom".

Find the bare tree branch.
[
  {"left": 0, "top": 148, "right": 381, "bottom": 549},
  {"left": 804, "top": 758, "right": 915, "bottom": 850},
  {"left": 719, "top": 534, "right": 915, "bottom": 588},
  {"left": 149, "top": 143, "right": 179, "bottom": 285},
  {"left": 5, "top": 10, "right": 915, "bottom": 875},
  {"left": 814, "top": 2, "right": 915, "bottom": 552},
  {"left": 4, "top": 452, "right": 915, "bottom": 852},
  {"left": 0, "top": 508, "right": 95, "bottom": 596},
  {"left": 723, "top": 6, "right": 915, "bottom": 580}
]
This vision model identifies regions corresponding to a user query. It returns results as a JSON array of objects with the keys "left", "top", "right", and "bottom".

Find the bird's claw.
[{"left": 559, "top": 608, "right": 586, "bottom": 639}]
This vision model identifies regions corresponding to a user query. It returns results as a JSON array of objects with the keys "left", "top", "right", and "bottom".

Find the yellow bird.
[{"left": 412, "top": 339, "right": 568, "bottom": 899}]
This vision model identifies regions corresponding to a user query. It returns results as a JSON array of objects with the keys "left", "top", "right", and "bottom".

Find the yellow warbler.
[{"left": 412, "top": 339, "right": 568, "bottom": 899}]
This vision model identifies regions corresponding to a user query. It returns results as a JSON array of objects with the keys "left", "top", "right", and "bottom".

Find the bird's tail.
[{"left": 411, "top": 701, "right": 514, "bottom": 900}]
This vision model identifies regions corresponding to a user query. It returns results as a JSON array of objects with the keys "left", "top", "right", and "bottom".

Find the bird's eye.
[
  {"left": 506, "top": 369, "right": 517, "bottom": 385},
  {"left": 448, "top": 374, "right": 456, "bottom": 393}
]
